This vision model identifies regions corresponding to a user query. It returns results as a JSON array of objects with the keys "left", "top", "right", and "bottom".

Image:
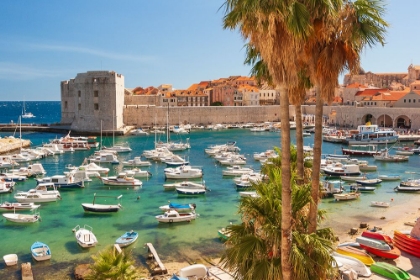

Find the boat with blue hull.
[
  {"left": 115, "top": 231, "right": 138, "bottom": 247},
  {"left": 31, "top": 241, "right": 51, "bottom": 261}
]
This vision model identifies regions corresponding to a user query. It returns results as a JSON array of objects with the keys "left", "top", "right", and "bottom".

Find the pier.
[{"left": 146, "top": 243, "right": 168, "bottom": 276}]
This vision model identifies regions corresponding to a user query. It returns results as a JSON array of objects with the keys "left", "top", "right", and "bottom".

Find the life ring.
[{"left": 169, "top": 219, "right": 173, "bottom": 223}]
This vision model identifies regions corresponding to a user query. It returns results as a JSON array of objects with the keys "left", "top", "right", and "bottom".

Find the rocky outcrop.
[{"left": 74, "top": 264, "right": 91, "bottom": 280}]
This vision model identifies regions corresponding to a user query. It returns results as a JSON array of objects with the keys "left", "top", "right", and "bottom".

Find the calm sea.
[{"left": 0, "top": 101, "right": 418, "bottom": 279}]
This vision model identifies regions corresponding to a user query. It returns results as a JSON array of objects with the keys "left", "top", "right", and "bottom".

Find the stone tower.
[{"left": 60, "top": 71, "right": 125, "bottom": 132}]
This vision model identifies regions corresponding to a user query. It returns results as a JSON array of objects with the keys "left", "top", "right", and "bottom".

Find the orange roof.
[
  {"left": 370, "top": 90, "right": 408, "bottom": 101},
  {"left": 346, "top": 83, "right": 367, "bottom": 89},
  {"left": 355, "top": 88, "right": 389, "bottom": 96}
]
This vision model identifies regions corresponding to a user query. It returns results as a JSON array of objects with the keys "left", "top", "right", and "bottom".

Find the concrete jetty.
[{"left": 0, "top": 138, "right": 31, "bottom": 154}]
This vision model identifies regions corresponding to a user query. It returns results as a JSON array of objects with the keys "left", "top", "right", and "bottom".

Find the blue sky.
[{"left": 0, "top": 1, "right": 419, "bottom": 101}]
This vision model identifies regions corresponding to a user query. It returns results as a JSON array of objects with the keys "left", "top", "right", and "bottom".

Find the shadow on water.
[{"left": 64, "top": 241, "right": 84, "bottom": 255}]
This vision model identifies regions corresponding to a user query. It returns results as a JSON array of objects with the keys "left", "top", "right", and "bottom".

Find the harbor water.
[{"left": 0, "top": 101, "right": 419, "bottom": 278}]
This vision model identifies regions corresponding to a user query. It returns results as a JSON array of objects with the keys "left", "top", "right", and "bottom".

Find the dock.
[
  {"left": 208, "top": 266, "right": 235, "bottom": 280},
  {"left": 0, "top": 138, "right": 31, "bottom": 154},
  {"left": 146, "top": 243, "right": 168, "bottom": 276},
  {"left": 21, "top": 262, "right": 34, "bottom": 280}
]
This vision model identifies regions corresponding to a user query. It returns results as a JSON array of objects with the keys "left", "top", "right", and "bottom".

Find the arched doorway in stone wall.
[
  {"left": 395, "top": 115, "right": 411, "bottom": 129},
  {"left": 376, "top": 114, "right": 393, "bottom": 128},
  {"left": 360, "top": 114, "right": 374, "bottom": 125}
]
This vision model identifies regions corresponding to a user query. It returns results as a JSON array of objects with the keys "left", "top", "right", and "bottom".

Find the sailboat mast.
[{"left": 166, "top": 103, "right": 169, "bottom": 143}]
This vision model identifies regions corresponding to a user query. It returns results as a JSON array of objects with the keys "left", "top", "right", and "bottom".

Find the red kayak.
[
  {"left": 359, "top": 244, "right": 401, "bottom": 260},
  {"left": 393, "top": 231, "right": 420, "bottom": 257},
  {"left": 362, "top": 231, "right": 393, "bottom": 245}
]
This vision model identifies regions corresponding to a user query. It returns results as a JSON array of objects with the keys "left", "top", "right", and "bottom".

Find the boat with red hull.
[
  {"left": 359, "top": 244, "right": 401, "bottom": 260},
  {"left": 393, "top": 230, "right": 420, "bottom": 258},
  {"left": 362, "top": 231, "right": 393, "bottom": 245}
]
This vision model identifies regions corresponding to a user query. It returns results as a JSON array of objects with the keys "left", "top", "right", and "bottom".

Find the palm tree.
[
  {"left": 304, "top": 0, "right": 389, "bottom": 233},
  {"left": 220, "top": 147, "right": 336, "bottom": 280},
  {"left": 223, "top": 2, "right": 317, "bottom": 277},
  {"left": 85, "top": 246, "right": 143, "bottom": 280}
]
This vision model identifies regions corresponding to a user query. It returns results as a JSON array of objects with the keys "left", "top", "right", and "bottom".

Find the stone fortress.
[{"left": 60, "top": 65, "right": 420, "bottom": 134}]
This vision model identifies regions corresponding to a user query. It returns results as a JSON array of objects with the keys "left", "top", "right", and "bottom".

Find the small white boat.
[
  {"left": 67, "top": 162, "right": 110, "bottom": 175},
  {"left": 31, "top": 241, "right": 51, "bottom": 261},
  {"left": 130, "top": 128, "right": 149, "bottom": 136},
  {"left": 88, "top": 151, "right": 119, "bottom": 164},
  {"left": 179, "top": 264, "right": 208, "bottom": 278},
  {"left": 0, "top": 180, "right": 15, "bottom": 194},
  {"left": 115, "top": 230, "right": 139, "bottom": 247},
  {"left": 355, "top": 178, "right": 382, "bottom": 186},
  {"left": 3, "top": 254, "right": 18, "bottom": 266},
  {"left": 331, "top": 252, "right": 371, "bottom": 277},
  {"left": 14, "top": 183, "right": 61, "bottom": 203},
  {"left": 73, "top": 225, "right": 98, "bottom": 248},
  {"left": 155, "top": 210, "right": 196, "bottom": 223},
  {"left": 333, "top": 192, "right": 360, "bottom": 201},
  {"left": 121, "top": 156, "right": 152, "bottom": 167},
  {"left": 358, "top": 163, "right": 377, "bottom": 172},
  {"left": 100, "top": 173, "right": 143, "bottom": 187},
  {"left": 239, "top": 191, "right": 260, "bottom": 198},
  {"left": 371, "top": 201, "right": 390, "bottom": 208},
  {"left": 159, "top": 202, "right": 197, "bottom": 213},
  {"left": 2, "top": 212, "right": 41, "bottom": 223},
  {"left": 340, "top": 175, "right": 367, "bottom": 182},
  {"left": 123, "top": 168, "right": 152, "bottom": 178},
  {"left": 377, "top": 174, "right": 401, "bottom": 181},
  {"left": 0, "top": 201, "right": 41, "bottom": 211},
  {"left": 222, "top": 165, "right": 254, "bottom": 176},
  {"left": 176, "top": 181, "right": 207, "bottom": 195},
  {"left": 81, "top": 194, "right": 123, "bottom": 213},
  {"left": 103, "top": 144, "right": 132, "bottom": 153},
  {"left": 164, "top": 165, "right": 203, "bottom": 179},
  {"left": 355, "top": 236, "right": 391, "bottom": 251}
]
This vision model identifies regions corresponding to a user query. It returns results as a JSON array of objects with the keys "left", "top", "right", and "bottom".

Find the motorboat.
[
  {"left": 340, "top": 175, "right": 367, "bottom": 182},
  {"left": 123, "top": 168, "right": 152, "bottom": 178},
  {"left": 355, "top": 236, "right": 391, "bottom": 251},
  {"left": 3, "top": 254, "right": 18, "bottom": 266},
  {"left": 88, "top": 151, "right": 119, "bottom": 164},
  {"left": 355, "top": 178, "right": 382, "bottom": 186},
  {"left": 331, "top": 252, "right": 371, "bottom": 277},
  {"left": 218, "top": 156, "right": 247, "bottom": 166},
  {"left": 239, "top": 191, "right": 260, "bottom": 198},
  {"left": 121, "top": 156, "right": 152, "bottom": 167},
  {"left": 321, "top": 180, "right": 344, "bottom": 198},
  {"left": 36, "top": 173, "right": 84, "bottom": 189},
  {"left": 358, "top": 163, "right": 377, "bottom": 172},
  {"left": 0, "top": 201, "right": 40, "bottom": 211},
  {"left": 0, "top": 180, "right": 15, "bottom": 194},
  {"left": 323, "top": 163, "right": 361, "bottom": 177},
  {"left": 373, "top": 149, "right": 409, "bottom": 162},
  {"left": 253, "top": 150, "right": 278, "bottom": 161},
  {"left": 349, "top": 184, "right": 375, "bottom": 192},
  {"left": 2, "top": 212, "right": 41, "bottom": 223},
  {"left": 0, "top": 172, "right": 27, "bottom": 182},
  {"left": 377, "top": 174, "right": 401, "bottom": 181},
  {"left": 222, "top": 165, "right": 254, "bottom": 176},
  {"left": 14, "top": 183, "right": 61, "bottom": 203},
  {"left": 31, "top": 241, "right": 51, "bottom": 261},
  {"left": 103, "top": 143, "right": 132, "bottom": 153},
  {"left": 162, "top": 155, "right": 189, "bottom": 167},
  {"left": 176, "top": 181, "right": 207, "bottom": 195},
  {"left": 370, "top": 262, "right": 410, "bottom": 280},
  {"left": 100, "top": 173, "right": 142, "bottom": 187},
  {"left": 395, "top": 147, "right": 414, "bottom": 156},
  {"left": 130, "top": 128, "right": 149, "bottom": 136},
  {"left": 10, "top": 163, "right": 46, "bottom": 177},
  {"left": 81, "top": 194, "right": 123, "bottom": 213},
  {"left": 115, "top": 230, "right": 138, "bottom": 247},
  {"left": 235, "top": 179, "right": 253, "bottom": 191},
  {"left": 164, "top": 165, "right": 203, "bottom": 179},
  {"left": 159, "top": 202, "right": 196, "bottom": 213},
  {"left": 67, "top": 161, "right": 110, "bottom": 175},
  {"left": 155, "top": 210, "right": 197, "bottom": 223},
  {"left": 333, "top": 192, "right": 360, "bottom": 201},
  {"left": 179, "top": 264, "right": 208, "bottom": 279},
  {"left": 394, "top": 185, "right": 420, "bottom": 192},
  {"left": 371, "top": 201, "right": 390, "bottom": 208},
  {"left": 73, "top": 225, "right": 98, "bottom": 248}
]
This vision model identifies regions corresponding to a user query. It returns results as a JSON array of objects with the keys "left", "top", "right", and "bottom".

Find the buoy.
[
  {"left": 137, "top": 196, "right": 140, "bottom": 200},
  {"left": 391, "top": 198, "right": 394, "bottom": 202}
]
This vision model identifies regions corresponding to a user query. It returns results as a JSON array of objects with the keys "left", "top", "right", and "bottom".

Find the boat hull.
[
  {"left": 81, "top": 203, "right": 121, "bottom": 213},
  {"left": 335, "top": 246, "right": 375, "bottom": 266},
  {"left": 359, "top": 244, "right": 400, "bottom": 260},
  {"left": 2, "top": 213, "right": 40, "bottom": 223},
  {"left": 31, "top": 242, "right": 51, "bottom": 261},
  {"left": 3, "top": 254, "right": 18, "bottom": 266},
  {"left": 115, "top": 231, "right": 138, "bottom": 247},
  {"left": 370, "top": 262, "right": 410, "bottom": 280}
]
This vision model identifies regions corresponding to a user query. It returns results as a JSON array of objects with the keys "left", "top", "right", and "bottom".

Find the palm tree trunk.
[
  {"left": 280, "top": 86, "right": 292, "bottom": 279},
  {"left": 308, "top": 91, "right": 323, "bottom": 233},
  {"left": 295, "top": 104, "right": 304, "bottom": 184}
]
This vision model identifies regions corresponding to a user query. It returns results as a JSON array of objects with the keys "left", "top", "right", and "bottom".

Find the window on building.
[
  {"left": 94, "top": 90, "right": 98, "bottom": 97},
  {"left": 404, "top": 99, "right": 406, "bottom": 103},
  {"left": 94, "top": 103, "right": 99, "bottom": 110},
  {"left": 78, "top": 103, "right": 81, "bottom": 110},
  {"left": 414, "top": 100, "right": 416, "bottom": 103},
  {"left": 78, "top": 91, "right": 81, "bottom": 97},
  {"left": 64, "top": 101, "right": 68, "bottom": 109},
  {"left": 409, "top": 99, "right": 411, "bottom": 103}
]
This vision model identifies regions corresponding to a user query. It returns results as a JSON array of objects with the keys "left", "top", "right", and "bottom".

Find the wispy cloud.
[
  {"left": 28, "top": 43, "right": 155, "bottom": 62},
  {"left": 0, "top": 62, "right": 60, "bottom": 80}
]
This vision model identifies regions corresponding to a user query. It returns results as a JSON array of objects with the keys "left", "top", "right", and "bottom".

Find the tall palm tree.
[
  {"left": 220, "top": 147, "right": 336, "bottom": 280},
  {"left": 304, "top": 0, "right": 388, "bottom": 233},
  {"left": 223, "top": 2, "right": 320, "bottom": 277}
]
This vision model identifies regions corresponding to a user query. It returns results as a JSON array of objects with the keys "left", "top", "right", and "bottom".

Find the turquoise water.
[{"left": 0, "top": 128, "right": 419, "bottom": 278}]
